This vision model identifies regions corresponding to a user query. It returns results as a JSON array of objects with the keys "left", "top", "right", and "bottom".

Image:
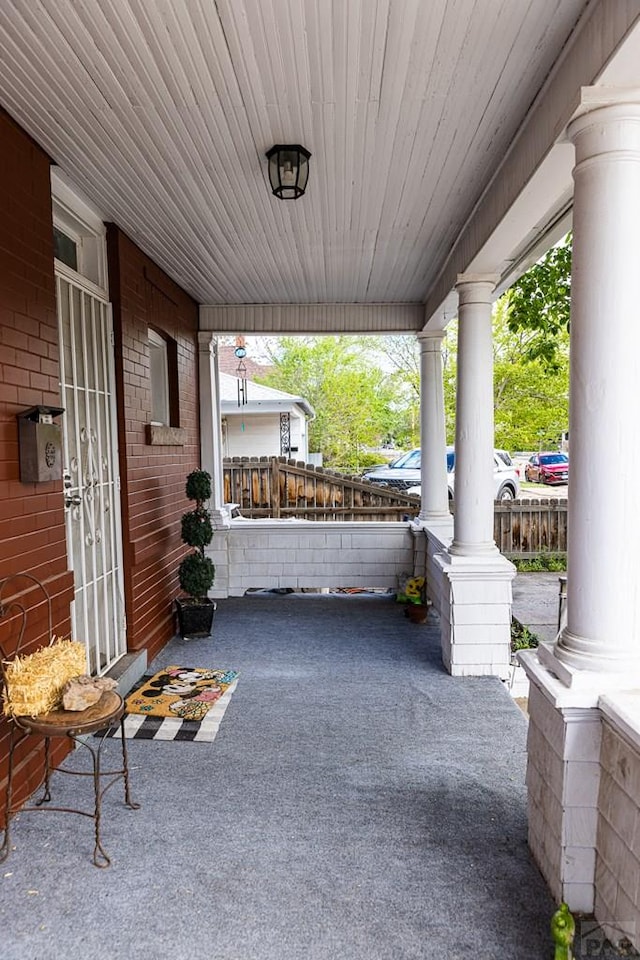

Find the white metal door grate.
[{"left": 57, "top": 271, "right": 126, "bottom": 675}]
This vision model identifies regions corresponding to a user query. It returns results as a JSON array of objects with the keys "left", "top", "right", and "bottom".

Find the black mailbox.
[{"left": 17, "top": 406, "right": 65, "bottom": 483}]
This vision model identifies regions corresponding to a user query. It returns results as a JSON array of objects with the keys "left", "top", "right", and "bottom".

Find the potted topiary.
[{"left": 175, "top": 469, "right": 216, "bottom": 638}]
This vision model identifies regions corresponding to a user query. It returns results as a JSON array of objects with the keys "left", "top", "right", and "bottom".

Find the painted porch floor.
[{"left": 1, "top": 594, "right": 556, "bottom": 960}]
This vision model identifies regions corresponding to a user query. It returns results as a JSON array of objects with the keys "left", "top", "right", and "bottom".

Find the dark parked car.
[{"left": 524, "top": 452, "right": 569, "bottom": 485}]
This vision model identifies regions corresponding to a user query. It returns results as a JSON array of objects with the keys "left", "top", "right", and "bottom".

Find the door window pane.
[{"left": 53, "top": 227, "right": 78, "bottom": 271}]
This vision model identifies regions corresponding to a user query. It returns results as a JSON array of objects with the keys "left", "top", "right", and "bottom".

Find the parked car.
[
  {"left": 524, "top": 452, "right": 569, "bottom": 485},
  {"left": 363, "top": 447, "right": 520, "bottom": 501}
]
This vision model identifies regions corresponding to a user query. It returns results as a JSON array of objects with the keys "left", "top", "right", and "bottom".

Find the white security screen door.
[{"left": 57, "top": 268, "right": 126, "bottom": 674}]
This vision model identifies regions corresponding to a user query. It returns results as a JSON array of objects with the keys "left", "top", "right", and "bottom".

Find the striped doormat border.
[{"left": 107, "top": 679, "right": 238, "bottom": 742}]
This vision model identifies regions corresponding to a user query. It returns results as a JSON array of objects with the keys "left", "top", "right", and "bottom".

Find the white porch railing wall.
[
  {"left": 207, "top": 521, "right": 415, "bottom": 597},
  {"left": 595, "top": 697, "right": 640, "bottom": 950},
  {"left": 521, "top": 675, "right": 640, "bottom": 952}
]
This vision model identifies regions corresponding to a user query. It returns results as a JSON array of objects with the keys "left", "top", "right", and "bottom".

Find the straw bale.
[{"left": 3, "top": 638, "right": 87, "bottom": 717}]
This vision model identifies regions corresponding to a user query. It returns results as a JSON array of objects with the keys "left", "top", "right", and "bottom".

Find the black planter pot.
[{"left": 175, "top": 597, "right": 217, "bottom": 638}]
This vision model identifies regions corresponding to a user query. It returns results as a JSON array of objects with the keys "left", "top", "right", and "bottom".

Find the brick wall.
[
  {"left": 0, "top": 113, "right": 201, "bottom": 828},
  {"left": 0, "top": 109, "right": 75, "bottom": 824},
  {"left": 107, "top": 226, "right": 200, "bottom": 660}
]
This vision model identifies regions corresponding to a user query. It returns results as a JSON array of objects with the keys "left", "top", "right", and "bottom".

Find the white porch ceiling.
[{"left": 0, "top": 0, "right": 616, "bottom": 308}]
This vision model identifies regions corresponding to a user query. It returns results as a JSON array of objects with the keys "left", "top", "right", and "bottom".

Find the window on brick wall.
[
  {"left": 149, "top": 328, "right": 169, "bottom": 425},
  {"left": 149, "top": 328, "right": 179, "bottom": 427}
]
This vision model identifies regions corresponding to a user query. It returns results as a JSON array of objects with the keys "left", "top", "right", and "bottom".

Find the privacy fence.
[
  {"left": 494, "top": 497, "right": 568, "bottom": 557},
  {"left": 223, "top": 457, "right": 568, "bottom": 554},
  {"left": 223, "top": 456, "right": 420, "bottom": 522}
]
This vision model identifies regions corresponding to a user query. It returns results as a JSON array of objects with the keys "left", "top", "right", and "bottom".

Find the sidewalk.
[{"left": 511, "top": 570, "right": 564, "bottom": 645}]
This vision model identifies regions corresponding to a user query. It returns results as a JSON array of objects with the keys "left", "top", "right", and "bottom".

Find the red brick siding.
[
  {"left": 0, "top": 109, "right": 75, "bottom": 826},
  {"left": 0, "top": 113, "right": 202, "bottom": 829},
  {"left": 107, "top": 226, "right": 200, "bottom": 661}
]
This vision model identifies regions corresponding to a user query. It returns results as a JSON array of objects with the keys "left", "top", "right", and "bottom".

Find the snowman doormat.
[{"left": 109, "top": 666, "right": 239, "bottom": 741}]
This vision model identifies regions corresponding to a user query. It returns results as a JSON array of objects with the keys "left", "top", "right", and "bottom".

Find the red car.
[{"left": 524, "top": 452, "right": 569, "bottom": 485}]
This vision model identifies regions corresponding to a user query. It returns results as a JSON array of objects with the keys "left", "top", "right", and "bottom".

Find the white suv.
[{"left": 363, "top": 447, "right": 520, "bottom": 501}]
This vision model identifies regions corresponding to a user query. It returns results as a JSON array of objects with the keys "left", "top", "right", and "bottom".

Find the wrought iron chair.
[{"left": 0, "top": 573, "right": 139, "bottom": 867}]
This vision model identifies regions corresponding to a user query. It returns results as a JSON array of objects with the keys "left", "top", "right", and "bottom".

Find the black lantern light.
[{"left": 266, "top": 144, "right": 311, "bottom": 200}]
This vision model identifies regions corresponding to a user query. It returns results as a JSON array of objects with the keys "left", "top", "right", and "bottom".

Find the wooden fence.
[
  {"left": 223, "top": 457, "right": 568, "bottom": 554},
  {"left": 494, "top": 498, "right": 567, "bottom": 556},
  {"left": 223, "top": 457, "right": 420, "bottom": 521}
]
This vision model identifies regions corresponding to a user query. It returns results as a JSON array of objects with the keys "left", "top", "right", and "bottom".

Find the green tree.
[
  {"left": 443, "top": 296, "right": 569, "bottom": 452},
  {"left": 256, "top": 337, "right": 399, "bottom": 472},
  {"left": 360, "top": 335, "right": 420, "bottom": 448},
  {"left": 493, "top": 296, "right": 569, "bottom": 450},
  {"left": 507, "top": 233, "right": 572, "bottom": 372}
]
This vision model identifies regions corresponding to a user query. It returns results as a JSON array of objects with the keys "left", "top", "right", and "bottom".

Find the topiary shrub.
[{"left": 178, "top": 469, "right": 215, "bottom": 603}]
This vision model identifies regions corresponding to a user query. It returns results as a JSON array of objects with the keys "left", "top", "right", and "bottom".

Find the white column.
[
  {"left": 417, "top": 331, "right": 451, "bottom": 526},
  {"left": 554, "top": 98, "right": 640, "bottom": 675},
  {"left": 521, "top": 91, "right": 640, "bottom": 920},
  {"left": 449, "top": 275, "right": 499, "bottom": 557},
  {"left": 197, "top": 332, "right": 229, "bottom": 527},
  {"left": 433, "top": 274, "right": 514, "bottom": 678}
]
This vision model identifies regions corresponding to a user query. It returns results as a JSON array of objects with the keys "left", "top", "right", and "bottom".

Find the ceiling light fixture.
[{"left": 266, "top": 144, "right": 311, "bottom": 200}]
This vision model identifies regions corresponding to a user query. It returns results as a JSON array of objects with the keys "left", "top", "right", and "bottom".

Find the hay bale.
[{"left": 3, "top": 638, "right": 87, "bottom": 717}]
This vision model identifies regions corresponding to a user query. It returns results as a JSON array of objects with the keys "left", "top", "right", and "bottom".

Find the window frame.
[{"left": 148, "top": 327, "right": 171, "bottom": 427}]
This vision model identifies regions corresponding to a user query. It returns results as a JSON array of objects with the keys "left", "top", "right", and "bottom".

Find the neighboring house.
[
  {"left": 216, "top": 344, "right": 274, "bottom": 381},
  {"left": 220, "top": 372, "right": 314, "bottom": 461}
]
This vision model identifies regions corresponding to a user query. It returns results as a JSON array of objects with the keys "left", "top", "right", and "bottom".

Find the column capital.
[
  {"left": 455, "top": 274, "right": 499, "bottom": 305},
  {"left": 197, "top": 331, "right": 217, "bottom": 353},
  {"left": 570, "top": 86, "right": 640, "bottom": 121},
  {"left": 568, "top": 90, "right": 640, "bottom": 164},
  {"left": 416, "top": 329, "right": 445, "bottom": 351}
]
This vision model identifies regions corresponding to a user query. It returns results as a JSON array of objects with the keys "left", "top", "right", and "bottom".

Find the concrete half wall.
[{"left": 207, "top": 521, "right": 415, "bottom": 596}]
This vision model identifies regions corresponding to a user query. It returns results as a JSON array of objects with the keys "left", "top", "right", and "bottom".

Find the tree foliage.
[
  {"left": 359, "top": 335, "right": 420, "bottom": 448},
  {"left": 492, "top": 296, "right": 569, "bottom": 450},
  {"left": 507, "top": 233, "right": 572, "bottom": 371},
  {"left": 255, "top": 336, "right": 399, "bottom": 472},
  {"left": 442, "top": 295, "right": 569, "bottom": 450}
]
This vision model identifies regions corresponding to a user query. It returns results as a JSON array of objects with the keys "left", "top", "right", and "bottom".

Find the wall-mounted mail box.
[{"left": 17, "top": 406, "right": 65, "bottom": 483}]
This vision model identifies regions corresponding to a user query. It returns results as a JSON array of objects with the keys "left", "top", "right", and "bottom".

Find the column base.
[
  {"left": 434, "top": 551, "right": 515, "bottom": 677},
  {"left": 554, "top": 627, "right": 640, "bottom": 675},
  {"left": 533, "top": 642, "right": 640, "bottom": 706},
  {"left": 414, "top": 513, "right": 454, "bottom": 537},
  {"left": 210, "top": 508, "right": 232, "bottom": 530},
  {"left": 448, "top": 539, "right": 499, "bottom": 557}
]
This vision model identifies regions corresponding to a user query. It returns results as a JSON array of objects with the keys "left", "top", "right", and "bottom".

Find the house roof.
[
  {"left": 1, "top": 3, "right": 638, "bottom": 326},
  {"left": 219, "top": 373, "right": 314, "bottom": 420},
  {"left": 217, "top": 346, "right": 274, "bottom": 380}
]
